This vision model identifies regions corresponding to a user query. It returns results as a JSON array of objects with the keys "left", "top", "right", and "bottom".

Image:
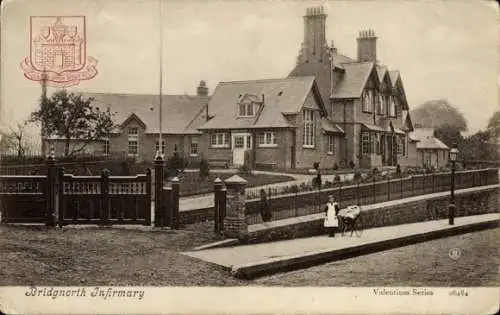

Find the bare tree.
[{"left": 8, "top": 122, "right": 28, "bottom": 158}]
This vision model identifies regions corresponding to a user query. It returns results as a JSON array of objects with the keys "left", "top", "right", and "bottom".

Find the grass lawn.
[
  {"left": 172, "top": 172, "right": 295, "bottom": 196},
  {"left": 0, "top": 223, "right": 248, "bottom": 286}
]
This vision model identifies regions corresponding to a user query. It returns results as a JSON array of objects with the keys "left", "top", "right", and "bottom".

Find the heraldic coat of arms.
[{"left": 20, "top": 16, "right": 98, "bottom": 87}]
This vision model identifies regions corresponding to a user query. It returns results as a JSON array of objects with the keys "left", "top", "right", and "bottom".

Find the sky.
[{"left": 0, "top": 0, "right": 498, "bottom": 142}]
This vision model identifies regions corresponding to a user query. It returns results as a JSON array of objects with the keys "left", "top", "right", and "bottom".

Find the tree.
[
  {"left": 435, "top": 124, "right": 464, "bottom": 149},
  {"left": 487, "top": 110, "right": 500, "bottom": 140},
  {"left": 1, "top": 123, "right": 30, "bottom": 158},
  {"left": 411, "top": 100, "right": 468, "bottom": 131},
  {"left": 29, "top": 90, "right": 115, "bottom": 157}
]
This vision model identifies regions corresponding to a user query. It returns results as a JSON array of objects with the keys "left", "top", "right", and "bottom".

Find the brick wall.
[{"left": 247, "top": 186, "right": 499, "bottom": 244}]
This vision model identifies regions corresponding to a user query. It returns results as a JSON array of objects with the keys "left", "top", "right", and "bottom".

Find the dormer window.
[
  {"left": 239, "top": 102, "right": 255, "bottom": 117},
  {"left": 238, "top": 93, "right": 262, "bottom": 117}
]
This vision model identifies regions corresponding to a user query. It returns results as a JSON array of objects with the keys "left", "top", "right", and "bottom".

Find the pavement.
[
  {"left": 179, "top": 170, "right": 354, "bottom": 212},
  {"left": 182, "top": 213, "right": 499, "bottom": 278}
]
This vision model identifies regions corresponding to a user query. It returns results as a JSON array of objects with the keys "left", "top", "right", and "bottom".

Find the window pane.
[
  {"left": 211, "top": 134, "right": 217, "bottom": 145},
  {"left": 272, "top": 133, "right": 277, "bottom": 144},
  {"left": 239, "top": 104, "right": 245, "bottom": 116},
  {"left": 265, "top": 133, "right": 271, "bottom": 144},
  {"left": 217, "top": 133, "right": 223, "bottom": 145},
  {"left": 246, "top": 104, "right": 253, "bottom": 116},
  {"left": 235, "top": 136, "right": 244, "bottom": 148}
]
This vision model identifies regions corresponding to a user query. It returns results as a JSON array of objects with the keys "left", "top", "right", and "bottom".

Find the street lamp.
[{"left": 448, "top": 142, "right": 459, "bottom": 225}]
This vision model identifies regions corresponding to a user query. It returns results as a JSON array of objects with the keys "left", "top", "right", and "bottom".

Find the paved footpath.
[
  {"left": 183, "top": 213, "right": 499, "bottom": 271},
  {"left": 179, "top": 170, "right": 353, "bottom": 212}
]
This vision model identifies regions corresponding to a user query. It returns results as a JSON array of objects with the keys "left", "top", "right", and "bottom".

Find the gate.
[
  {"left": 0, "top": 175, "right": 48, "bottom": 223},
  {"left": 58, "top": 168, "right": 152, "bottom": 226}
]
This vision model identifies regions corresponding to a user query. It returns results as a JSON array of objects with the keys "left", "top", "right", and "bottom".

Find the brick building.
[
  {"left": 197, "top": 77, "right": 344, "bottom": 169},
  {"left": 288, "top": 7, "right": 418, "bottom": 169},
  {"left": 46, "top": 81, "right": 210, "bottom": 162},
  {"left": 410, "top": 128, "right": 449, "bottom": 168}
]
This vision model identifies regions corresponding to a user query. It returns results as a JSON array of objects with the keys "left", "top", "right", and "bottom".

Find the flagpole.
[{"left": 157, "top": 0, "right": 163, "bottom": 159}]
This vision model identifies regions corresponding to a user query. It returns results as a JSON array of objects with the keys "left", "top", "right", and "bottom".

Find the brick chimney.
[
  {"left": 302, "top": 6, "right": 327, "bottom": 62},
  {"left": 197, "top": 80, "right": 208, "bottom": 96},
  {"left": 357, "top": 29, "right": 377, "bottom": 62}
]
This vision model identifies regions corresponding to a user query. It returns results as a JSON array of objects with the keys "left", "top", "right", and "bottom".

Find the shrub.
[
  {"left": 334, "top": 175, "right": 341, "bottom": 182},
  {"left": 313, "top": 162, "right": 320, "bottom": 170},
  {"left": 333, "top": 163, "right": 338, "bottom": 171},
  {"left": 199, "top": 158, "right": 210, "bottom": 179},
  {"left": 349, "top": 160, "right": 356, "bottom": 169},
  {"left": 396, "top": 164, "right": 402, "bottom": 176}
]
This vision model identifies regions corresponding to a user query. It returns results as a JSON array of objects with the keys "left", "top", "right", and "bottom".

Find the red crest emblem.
[{"left": 20, "top": 16, "right": 98, "bottom": 87}]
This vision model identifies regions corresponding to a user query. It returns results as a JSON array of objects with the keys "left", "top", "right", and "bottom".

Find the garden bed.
[{"left": 169, "top": 172, "right": 295, "bottom": 197}]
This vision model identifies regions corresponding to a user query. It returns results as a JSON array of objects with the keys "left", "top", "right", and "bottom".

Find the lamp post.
[{"left": 448, "top": 142, "right": 459, "bottom": 225}]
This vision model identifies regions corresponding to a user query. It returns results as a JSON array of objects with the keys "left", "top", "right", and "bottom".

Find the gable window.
[
  {"left": 128, "top": 127, "right": 138, "bottom": 136},
  {"left": 258, "top": 132, "right": 277, "bottom": 147},
  {"left": 377, "top": 94, "right": 384, "bottom": 115},
  {"left": 327, "top": 135, "right": 335, "bottom": 155},
  {"left": 362, "top": 90, "right": 374, "bottom": 113},
  {"left": 155, "top": 140, "right": 165, "bottom": 154},
  {"left": 190, "top": 137, "right": 199, "bottom": 156},
  {"left": 128, "top": 140, "right": 138, "bottom": 155},
  {"left": 389, "top": 97, "right": 396, "bottom": 117},
  {"left": 361, "top": 132, "right": 371, "bottom": 155},
  {"left": 211, "top": 132, "right": 229, "bottom": 148},
  {"left": 303, "top": 109, "right": 315, "bottom": 148}
]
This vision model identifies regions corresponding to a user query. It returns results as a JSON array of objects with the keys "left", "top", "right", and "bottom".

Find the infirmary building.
[{"left": 47, "top": 6, "right": 420, "bottom": 170}]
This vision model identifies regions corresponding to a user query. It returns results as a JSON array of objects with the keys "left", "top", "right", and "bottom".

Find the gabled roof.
[
  {"left": 321, "top": 118, "right": 344, "bottom": 134},
  {"left": 410, "top": 128, "right": 449, "bottom": 150},
  {"left": 376, "top": 65, "right": 388, "bottom": 83},
  {"left": 332, "top": 62, "right": 377, "bottom": 99},
  {"left": 83, "top": 93, "right": 209, "bottom": 134},
  {"left": 199, "top": 76, "right": 323, "bottom": 130},
  {"left": 389, "top": 70, "right": 400, "bottom": 85}
]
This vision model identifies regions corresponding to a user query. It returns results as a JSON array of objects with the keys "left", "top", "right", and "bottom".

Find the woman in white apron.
[{"left": 324, "top": 195, "right": 339, "bottom": 237}]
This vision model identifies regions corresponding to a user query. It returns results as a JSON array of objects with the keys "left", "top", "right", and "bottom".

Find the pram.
[{"left": 337, "top": 205, "right": 363, "bottom": 237}]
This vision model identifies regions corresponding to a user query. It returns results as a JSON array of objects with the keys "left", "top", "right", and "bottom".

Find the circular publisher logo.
[{"left": 449, "top": 248, "right": 461, "bottom": 260}]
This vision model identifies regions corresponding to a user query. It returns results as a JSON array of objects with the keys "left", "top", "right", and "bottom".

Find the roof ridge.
[
  {"left": 339, "top": 60, "right": 374, "bottom": 65},
  {"left": 218, "top": 76, "right": 315, "bottom": 85},
  {"left": 82, "top": 92, "right": 203, "bottom": 98}
]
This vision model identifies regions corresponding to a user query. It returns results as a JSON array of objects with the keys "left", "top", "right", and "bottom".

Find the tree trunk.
[{"left": 65, "top": 138, "right": 70, "bottom": 157}]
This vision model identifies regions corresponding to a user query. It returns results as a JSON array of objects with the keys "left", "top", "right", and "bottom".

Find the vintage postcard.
[{"left": 0, "top": 0, "right": 498, "bottom": 314}]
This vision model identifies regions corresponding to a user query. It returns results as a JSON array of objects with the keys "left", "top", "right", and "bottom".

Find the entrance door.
[{"left": 232, "top": 133, "right": 251, "bottom": 166}]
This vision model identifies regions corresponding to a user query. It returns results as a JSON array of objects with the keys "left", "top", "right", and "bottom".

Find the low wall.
[
  {"left": 246, "top": 186, "right": 499, "bottom": 244},
  {"left": 244, "top": 169, "right": 499, "bottom": 224}
]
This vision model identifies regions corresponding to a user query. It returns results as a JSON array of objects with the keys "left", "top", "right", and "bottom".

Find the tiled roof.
[
  {"left": 416, "top": 137, "right": 449, "bottom": 150},
  {"left": 410, "top": 128, "right": 449, "bottom": 150},
  {"left": 332, "top": 62, "right": 375, "bottom": 99},
  {"left": 199, "top": 77, "right": 318, "bottom": 130},
  {"left": 321, "top": 118, "right": 344, "bottom": 134},
  {"left": 83, "top": 93, "right": 209, "bottom": 134}
]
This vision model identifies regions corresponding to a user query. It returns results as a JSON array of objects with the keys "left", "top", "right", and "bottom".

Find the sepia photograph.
[{"left": 0, "top": 0, "right": 498, "bottom": 313}]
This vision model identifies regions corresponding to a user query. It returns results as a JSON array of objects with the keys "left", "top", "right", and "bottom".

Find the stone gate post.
[{"left": 223, "top": 175, "right": 248, "bottom": 241}]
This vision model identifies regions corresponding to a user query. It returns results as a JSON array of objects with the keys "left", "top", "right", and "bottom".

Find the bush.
[
  {"left": 199, "top": 158, "right": 210, "bottom": 179},
  {"left": 333, "top": 163, "right": 338, "bottom": 171},
  {"left": 334, "top": 175, "right": 341, "bottom": 182},
  {"left": 349, "top": 161, "right": 355, "bottom": 169},
  {"left": 313, "top": 162, "right": 320, "bottom": 170},
  {"left": 396, "top": 164, "right": 402, "bottom": 176}
]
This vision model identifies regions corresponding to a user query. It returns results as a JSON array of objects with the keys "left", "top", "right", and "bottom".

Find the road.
[{"left": 254, "top": 229, "right": 499, "bottom": 286}]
